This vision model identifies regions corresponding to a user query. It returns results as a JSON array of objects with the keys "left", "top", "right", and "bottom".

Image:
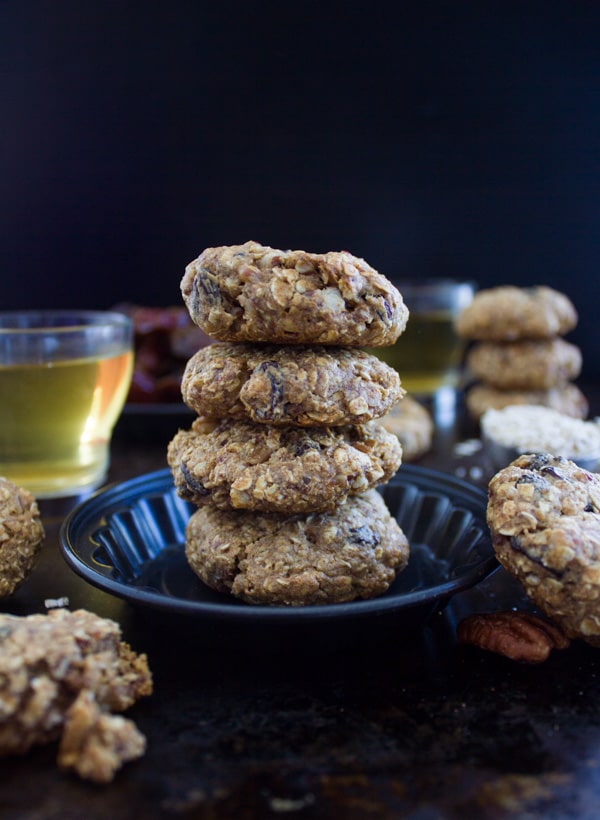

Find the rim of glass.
[
  {"left": 394, "top": 279, "right": 477, "bottom": 290},
  {"left": 0, "top": 310, "right": 132, "bottom": 333}
]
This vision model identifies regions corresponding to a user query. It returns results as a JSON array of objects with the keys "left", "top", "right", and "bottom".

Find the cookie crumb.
[
  {"left": 454, "top": 439, "right": 483, "bottom": 457},
  {"left": 44, "top": 596, "right": 70, "bottom": 609}
]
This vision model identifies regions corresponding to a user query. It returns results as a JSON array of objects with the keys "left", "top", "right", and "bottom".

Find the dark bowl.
[{"left": 59, "top": 465, "right": 497, "bottom": 637}]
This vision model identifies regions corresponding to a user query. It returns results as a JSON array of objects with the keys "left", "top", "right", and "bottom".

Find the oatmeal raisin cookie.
[
  {"left": 487, "top": 453, "right": 600, "bottom": 645},
  {"left": 181, "top": 342, "right": 404, "bottom": 426},
  {"left": 168, "top": 417, "right": 402, "bottom": 514},
  {"left": 466, "top": 337, "right": 582, "bottom": 390},
  {"left": 379, "top": 396, "right": 433, "bottom": 461},
  {"left": 465, "top": 382, "right": 588, "bottom": 421},
  {"left": 456, "top": 285, "right": 577, "bottom": 341},
  {"left": 181, "top": 241, "right": 408, "bottom": 346},
  {"left": 185, "top": 489, "right": 409, "bottom": 605}
]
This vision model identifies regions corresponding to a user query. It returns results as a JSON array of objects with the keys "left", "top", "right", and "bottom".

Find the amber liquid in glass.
[
  {"left": 0, "top": 350, "right": 133, "bottom": 496},
  {"left": 367, "top": 311, "right": 465, "bottom": 395}
]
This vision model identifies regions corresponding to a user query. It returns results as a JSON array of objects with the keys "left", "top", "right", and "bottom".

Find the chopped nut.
[{"left": 457, "top": 610, "right": 570, "bottom": 663}]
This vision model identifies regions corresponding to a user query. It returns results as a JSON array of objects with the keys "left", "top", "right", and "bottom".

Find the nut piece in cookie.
[
  {"left": 181, "top": 342, "right": 404, "bottom": 427},
  {"left": 168, "top": 417, "right": 403, "bottom": 514},
  {"left": 379, "top": 396, "right": 433, "bottom": 461},
  {"left": 0, "top": 476, "right": 45, "bottom": 597},
  {"left": 185, "top": 489, "right": 409, "bottom": 605},
  {"left": 455, "top": 285, "right": 578, "bottom": 341},
  {"left": 0, "top": 608, "right": 152, "bottom": 781},
  {"left": 487, "top": 453, "right": 600, "bottom": 645},
  {"left": 181, "top": 241, "right": 408, "bottom": 347}
]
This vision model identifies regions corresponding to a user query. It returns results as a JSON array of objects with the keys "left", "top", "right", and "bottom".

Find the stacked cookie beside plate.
[
  {"left": 455, "top": 285, "right": 588, "bottom": 420},
  {"left": 167, "top": 241, "right": 411, "bottom": 606}
]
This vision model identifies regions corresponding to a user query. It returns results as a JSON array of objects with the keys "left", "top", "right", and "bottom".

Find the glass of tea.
[
  {"left": 0, "top": 310, "right": 133, "bottom": 498},
  {"left": 367, "top": 280, "right": 476, "bottom": 396}
]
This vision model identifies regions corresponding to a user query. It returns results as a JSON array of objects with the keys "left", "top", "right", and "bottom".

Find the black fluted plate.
[{"left": 59, "top": 466, "right": 497, "bottom": 625}]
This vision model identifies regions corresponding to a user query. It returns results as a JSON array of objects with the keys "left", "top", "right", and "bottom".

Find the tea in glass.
[
  {"left": 368, "top": 281, "right": 475, "bottom": 396},
  {"left": 0, "top": 311, "right": 133, "bottom": 498}
]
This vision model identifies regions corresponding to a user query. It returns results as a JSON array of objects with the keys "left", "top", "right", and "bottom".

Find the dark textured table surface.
[{"left": 3, "top": 391, "right": 600, "bottom": 820}]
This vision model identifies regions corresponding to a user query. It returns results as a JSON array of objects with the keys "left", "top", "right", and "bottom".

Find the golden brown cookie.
[
  {"left": 167, "top": 417, "right": 402, "bottom": 514},
  {"left": 466, "top": 337, "right": 582, "bottom": 390},
  {"left": 181, "top": 241, "right": 408, "bottom": 346},
  {"left": 465, "top": 382, "right": 588, "bottom": 421},
  {"left": 455, "top": 285, "right": 577, "bottom": 341},
  {"left": 181, "top": 342, "right": 404, "bottom": 426},
  {"left": 0, "top": 477, "right": 45, "bottom": 597},
  {"left": 185, "top": 489, "right": 409, "bottom": 605},
  {"left": 379, "top": 396, "right": 434, "bottom": 461},
  {"left": 487, "top": 453, "right": 600, "bottom": 645}
]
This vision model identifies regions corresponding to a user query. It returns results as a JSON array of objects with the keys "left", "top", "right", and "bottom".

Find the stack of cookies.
[
  {"left": 455, "top": 285, "right": 588, "bottom": 421},
  {"left": 167, "top": 241, "right": 412, "bottom": 606}
]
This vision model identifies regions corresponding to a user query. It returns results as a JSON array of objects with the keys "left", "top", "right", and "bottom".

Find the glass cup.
[
  {"left": 0, "top": 310, "right": 133, "bottom": 498},
  {"left": 369, "top": 280, "right": 476, "bottom": 396}
]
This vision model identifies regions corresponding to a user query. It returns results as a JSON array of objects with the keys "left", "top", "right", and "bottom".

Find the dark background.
[{"left": 2, "top": 1, "right": 599, "bottom": 378}]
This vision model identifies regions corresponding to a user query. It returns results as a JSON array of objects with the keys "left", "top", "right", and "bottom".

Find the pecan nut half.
[{"left": 457, "top": 610, "right": 570, "bottom": 664}]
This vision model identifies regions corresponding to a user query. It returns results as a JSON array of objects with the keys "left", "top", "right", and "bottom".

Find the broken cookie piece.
[
  {"left": 0, "top": 608, "right": 152, "bottom": 781},
  {"left": 58, "top": 690, "right": 147, "bottom": 783}
]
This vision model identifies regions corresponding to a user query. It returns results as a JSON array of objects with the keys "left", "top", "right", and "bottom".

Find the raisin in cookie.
[
  {"left": 465, "top": 382, "right": 588, "bottom": 421},
  {"left": 0, "top": 477, "right": 45, "bottom": 597},
  {"left": 167, "top": 417, "right": 402, "bottom": 514},
  {"left": 185, "top": 489, "right": 409, "bottom": 605},
  {"left": 379, "top": 396, "right": 433, "bottom": 461},
  {"left": 467, "top": 337, "right": 582, "bottom": 390},
  {"left": 181, "top": 342, "right": 404, "bottom": 426},
  {"left": 487, "top": 453, "right": 600, "bottom": 645},
  {"left": 181, "top": 241, "right": 408, "bottom": 346},
  {"left": 455, "top": 285, "right": 577, "bottom": 341}
]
